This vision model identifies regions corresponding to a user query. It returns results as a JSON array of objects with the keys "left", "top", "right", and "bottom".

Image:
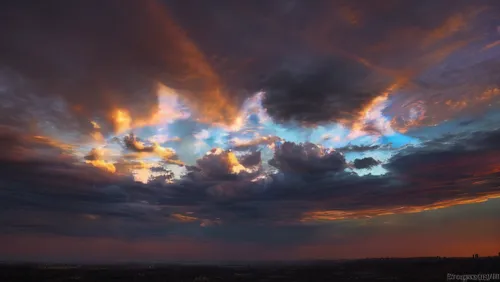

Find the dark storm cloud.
[
  {"left": 269, "top": 142, "right": 346, "bottom": 174},
  {"left": 353, "top": 157, "right": 380, "bottom": 169},
  {"left": 239, "top": 151, "right": 262, "bottom": 167},
  {"left": 260, "top": 57, "right": 390, "bottom": 125}
]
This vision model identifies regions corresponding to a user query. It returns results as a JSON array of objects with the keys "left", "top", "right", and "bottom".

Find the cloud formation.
[
  {"left": 230, "top": 136, "right": 282, "bottom": 151},
  {"left": 352, "top": 157, "right": 380, "bottom": 169},
  {"left": 120, "top": 133, "right": 183, "bottom": 165},
  {"left": 1, "top": 122, "right": 500, "bottom": 253},
  {"left": 269, "top": 142, "right": 346, "bottom": 174},
  {"left": 0, "top": 0, "right": 240, "bottom": 135},
  {"left": 261, "top": 57, "right": 390, "bottom": 125},
  {"left": 1, "top": 0, "right": 500, "bottom": 261},
  {"left": 84, "top": 148, "right": 116, "bottom": 173},
  {"left": 191, "top": 148, "right": 260, "bottom": 180}
]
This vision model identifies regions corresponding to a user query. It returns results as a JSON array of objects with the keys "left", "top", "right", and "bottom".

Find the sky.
[{"left": 0, "top": 0, "right": 499, "bottom": 262}]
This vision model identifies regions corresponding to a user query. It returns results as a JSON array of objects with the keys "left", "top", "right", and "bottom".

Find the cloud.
[
  {"left": 0, "top": 0, "right": 240, "bottom": 135},
  {"left": 166, "top": 0, "right": 499, "bottom": 130},
  {"left": 352, "top": 157, "right": 380, "bottom": 169},
  {"left": 1, "top": 127, "right": 500, "bottom": 241},
  {"left": 238, "top": 151, "right": 262, "bottom": 167},
  {"left": 191, "top": 148, "right": 260, "bottom": 180},
  {"left": 269, "top": 142, "right": 346, "bottom": 174},
  {"left": 0, "top": 128, "right": 121, "bottom": 195},
  {"left": 336, "top": 144, "right": 384, "bottom": 153},
  {"left": 0, "top": 125, "right": 72, "bottom": 161},
  {"left": 384, "top": 129, "right": 500, "bottom": 182},
  {"left": 177, "top": 129, "right": 500, "bottom": 224},
  {"left": 84, "top": 148, "right": 116, "bottom": 173},
  {"left": 121, "top": 133, "right": 183, "bottom": 166},
  {"left": 230, "top": 136, "right": 282, "bottom": 151},
  {"left": 260, "top": 57, "right": 390, "bottom": 125},
  {"left": 123, "top": 134, "right": 156, "bottom": 153},
  {"left": 1, "top": 0, "right": 498, "bottom": 136},
  {"left": 1, "top": 0, "right": 500, "bottom": 251},
  {"left": 113, "top": 160, "right": 150, "bottom": 175},
  {"left": 83, "top": 148, "right": 103, "bottom": 162}
]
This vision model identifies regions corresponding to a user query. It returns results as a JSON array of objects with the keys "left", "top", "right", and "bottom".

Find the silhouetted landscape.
[{"left": 1, "top": 257, "right": 499, "bottom": 282}]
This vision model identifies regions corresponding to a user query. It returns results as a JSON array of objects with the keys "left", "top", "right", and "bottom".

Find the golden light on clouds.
[
  {"left": 301, "top": 193, "right": 500, "bottom": 222},
  {"left": 206, "top": 148, "right": 255, "bottom": 175},
  {"left": 32, "top": 135, "right": 74, "bottom": 153},
  {"left": 111, "top": 109, "right": 133, "bottom": 134},
  {"left": 90, "top": 121, "right": 101, "bottom": 129},
  {"left": 170, "top": 213, "right": 198, "bottom": 222},
  {"left": 84, "top": 148, "right": 116, "bottom": 173},
  {"left": 90, "top": 132, "right": 105, "bottom": 143},
  {"left": 347, "top": 83, "right": 400, "bottom": 139},
  {"left": 86, "top": 159, "right": 116, "bottom": 173}
]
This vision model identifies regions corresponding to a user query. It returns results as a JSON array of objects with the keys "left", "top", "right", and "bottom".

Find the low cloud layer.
[{"left": 1, "top": 127, "right": 500, "bottom": 238}]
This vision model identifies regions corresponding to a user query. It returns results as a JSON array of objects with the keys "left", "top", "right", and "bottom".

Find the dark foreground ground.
[{"left": 1, "top": 257, "right": 499, "bottom": 282}]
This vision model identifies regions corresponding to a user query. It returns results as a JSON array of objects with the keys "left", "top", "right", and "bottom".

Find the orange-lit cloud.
[
  {"left": 391, "top": 88, "right": 500, "bottom": 133},
  {"left": 90, "top": 121, "right": 101, "bottom": 129},
  {"left": 301, "top": 193, "right": 500, "bottom": 222},
  {"left": 347, "top": 83, "right": 401, "bottom": 139},
  {"left": 84, "top": 148, "right": 116, "bottom": 173},
  {"left": 230, "top": 135, "right": 282, "bottom": 151},
  {"left": 111, "top": 109, "right": 133, "bottom": 135},
  {"left": 90, "top": 132, "right": 105, "bottom": 143},
  {"left": 482, "top": 40, "right": 500, "bottom": 51},
  {"left": 32, "top": 135, "right": 74, "bottom": 153},
  {"left": 86, "top": 160, "right": 116, "bottom": 174},
  {"left": 420, "top": 12, "right": 469, "bottom": 48},
  {"left": 0, "top": 0, "right": 246, "bottom": 136},
  {"left": 170, "top": 213, "right": 198, "bottom": 223},
  {"left": 198, "top": 148, "right": 255, "bottom": 175},
  {"left": 122, "top": 133, "right": 184, "bottom": 166}
]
